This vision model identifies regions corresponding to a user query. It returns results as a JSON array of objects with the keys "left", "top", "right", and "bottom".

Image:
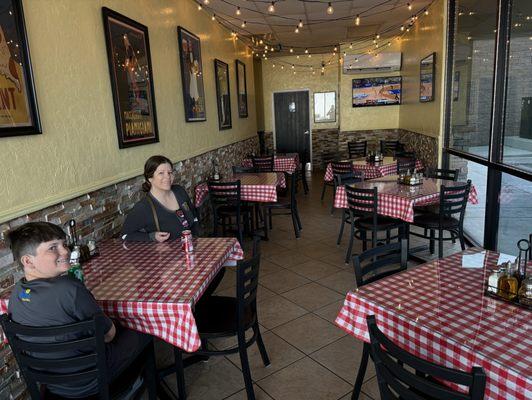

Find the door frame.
[{"left": 271, "top": 89, "right": 313, "bottom": 169}]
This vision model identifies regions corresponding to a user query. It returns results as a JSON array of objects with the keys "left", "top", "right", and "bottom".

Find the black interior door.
[{"left": 274, "top": 91, "right": 310, "bottom": 163}]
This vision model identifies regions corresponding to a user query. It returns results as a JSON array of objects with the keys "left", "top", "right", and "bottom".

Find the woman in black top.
[{"left": 121, "top": 155, "right": 199, "bottom": 242}]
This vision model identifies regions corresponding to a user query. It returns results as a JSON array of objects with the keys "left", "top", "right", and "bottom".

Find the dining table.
[
  {"left": 242, "top": 153, "right": 300, "bottom": 174},
  {"left": 333, "top": 176, "right": 479, "bottom": 223},
  {"left": 324, "top": 156, "right": 423, "bottom": 181},
  {"left": 335, "top": 248, "right": 532, "bottom": 400}
]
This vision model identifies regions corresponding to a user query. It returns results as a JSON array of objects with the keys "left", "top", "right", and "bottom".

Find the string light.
[
  {"left": 211, "top": 14, "right": 216, "bottom": 20},
  {"left": 424, "top": 9, "right": 429, "bottom": 15},
  {"left": 349, "top": 43, "right": 353, "bottom": 49},
  {"left": 407, "top": 2, "right": 412, "bottom": 11},
  {"left": 400, "top": 25, "right": 404, "bottom": 31},
  {"left": 197, "top": 4, "right": 202, "bottom": 10},
  {"left": 298, "top": 20, "right": 303, "bottom": 28},
  {"left": 241, "top": 21, "right": 246, "bottom": 28},
  {"left": 236, "top": 6, "right": 241, "bottom": 16},
  {"left": 281, "top": 65, "right": 284, "bottom": 69},
  {"left": 334, "top": 46, "right": 338, "bottom": 52},
  {"left": 268, "top": 1, "right": 275, "bottom": 13},
  {"left": 296, "top": 55, "right": 300, "bottom": 58},
  {"left": 273, "top": 63, "right": 275, "bottom": 67},
  {"left": 308, "top": 54, "right": 311, "bottom": 58},
  {"left": 290, "top": 48, "right": 294, "bottom": 53},
  {"left": 355, "top": 14, "right": 360, "bottom": 25},
  {"left": 291, "top": 64, "right": 295, "bottom": 69},
  {"left": 376, "top": 34, "right": 380, "bottom": 39},
  {"left": 203, "top": 0, "right": 209, "bottom": 4},
  {"left": 326, "top": 2, "right": 334, "bottom": 15},
  {"left": 295, "top": 26, "right": 300, "bottom": 33},
  {"left": 304, "top": 48, "right": 309, "bottom": 53}
]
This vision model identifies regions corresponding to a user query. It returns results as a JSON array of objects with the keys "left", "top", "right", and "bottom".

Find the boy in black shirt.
[{"left": 7, "top": 222, "right": 150, "bottom": 397}]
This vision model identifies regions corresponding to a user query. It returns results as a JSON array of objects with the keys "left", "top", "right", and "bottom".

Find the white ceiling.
[{"left": 198, "top": 0, "right": 434, "bottom": 55}]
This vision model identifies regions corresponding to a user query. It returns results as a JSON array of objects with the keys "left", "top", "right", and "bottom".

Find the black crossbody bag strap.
[{"left": 146, "top": 195, "right": 161, "bottom": 232}]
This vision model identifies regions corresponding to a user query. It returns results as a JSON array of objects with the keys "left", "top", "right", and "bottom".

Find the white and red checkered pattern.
[
  {"left": 334, "top": 179, "right": 479, "bottom": 223},
  {"left": 194, "top": 172, "right": 284, "bottom": 207},
  {"left": 0, "top": 238, "right": 243, "bottom": 353},
  {"left": 324, "top": 158, "right": 423, "bottom": 181},
  {"left": 335, "top": 249, "right": 532, "bottom": 400},
  {"left": 242, "top": 153, "right": 300, "bottom": 174}
]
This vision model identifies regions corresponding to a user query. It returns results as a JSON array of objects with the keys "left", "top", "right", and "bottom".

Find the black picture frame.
[
  {"left": 102, "top": 7, "right": 159, "bottom": 149},
  {"left": 214, "top": 59, "right": 231, "bottom": 130},
  {"left": 0, "top": 0, "right": 41, "bottom": 138},
  {"left": 177, "top": 26, "right": 206, "bottom": 122},
  {"left": 420, "top": 52, "right": 436, "bottom": 102},
  {"left": 313, "top": 91, "right": 336, "bottom": 123},
  {"left": 235, "top": 59, "right": 248, "bottom": 118}
]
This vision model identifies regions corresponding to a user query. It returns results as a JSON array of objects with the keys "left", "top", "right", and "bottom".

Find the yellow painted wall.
[
  {"left": 398, "top": 0, "right": 446, "bottom": 139},
  {"left": 261, "top": 54, "right": 339, "bottom": 132},
  {"left": 0, "top": 0, "right": 256, "bottom": 223}
]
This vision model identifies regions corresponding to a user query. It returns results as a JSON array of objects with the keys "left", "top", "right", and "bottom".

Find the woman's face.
[{"left": 149, "top": 163, "right": 174, "bottom": 192}]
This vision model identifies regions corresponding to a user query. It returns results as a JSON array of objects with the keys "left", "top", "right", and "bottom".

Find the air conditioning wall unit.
[{"left": 343, "top": 52, "right": 402, "bottom": 74}]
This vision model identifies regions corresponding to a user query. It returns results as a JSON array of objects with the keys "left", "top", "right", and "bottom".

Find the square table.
[
  {"left": 324, "top": 157, "right": 423, "bottom": 182},
  {"left": 242, "top": 153, "right": 300, "bottom": 174},
  {"left": 334, "top": 177, "right": 479, "bottom": 223},
  {"left": 0, "top": 237, "right": 243, "bottom": 353},
  {"left": 335, "top": 248, "right": 532, "bottom": 400}
]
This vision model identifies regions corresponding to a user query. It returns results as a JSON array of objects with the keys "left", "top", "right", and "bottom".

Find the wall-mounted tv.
[{"left": 352, "top": 76, "right": 402, "bottom": 107}]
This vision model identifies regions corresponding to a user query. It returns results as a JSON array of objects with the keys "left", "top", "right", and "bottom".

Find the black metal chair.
[
  {"left": 320, "top": 151, "right": 340, "bottom": 201},
  {"left": 208, "top": 180, "right": 252, "bottom": 244},
  {"left": 348, "top": 141, "right": 368, "bottom": 159},
  {"left": 193, "top": 236, "right": 270, "bottom": 400},
  {"left": 349, "top": 241, "right": 407, "bottom": 400},
  {"left": 410, "top": 180, "right": 472, "bottom": 259},
  {"left": 366, "top": 314, "right": 486, "bottom": 400},
  {"left": 343, "top": 186, "right": 405, "bottom": 263},
  {"left": 336, "top": 171, "right": 364, "bottom": 247},
  {"left": 296, "top": 152, "right": 309, "bottom": 195},
  {"left": 380, "top": 140, "right": 403, "bottom": 156},
  {"left": 426, "top": 168, "right": 459, "bottom": 181},
  {"left": 232, "top": 165, "right": 255, "bottom": 174},
  {"left": 264, "top": 172, "right": 302, "bottom": 238},
  {"left": 329, "top": 161, "right": 355, "bottom": 214},
  {"left": 252, "top": 155, "right": 274, "bottom": 172},
  {"left": 0, "top": 313, "right": 157, "bottom": 400},
  {"left": 396, "top": 156, "right": 417, "bottom": 175}
]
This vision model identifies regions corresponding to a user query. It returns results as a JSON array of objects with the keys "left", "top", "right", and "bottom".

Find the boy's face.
[{"left": 22, "top": 239, "right": 70, "bottom": 280}]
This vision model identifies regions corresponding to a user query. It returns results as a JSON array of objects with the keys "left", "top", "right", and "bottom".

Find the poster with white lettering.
[
  {"left": 0, "top": 0, "right": 41, "bottom": 138},
  {"left": 102, "top": 7, "right": 158, "bottom": 148}
]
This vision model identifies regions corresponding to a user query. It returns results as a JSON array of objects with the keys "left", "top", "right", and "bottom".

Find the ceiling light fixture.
[
  {"left": 268, "top": 2, "right": 275, "bottom": 13},
  {"left": 236, "top": 6, "right": 241, "bottom": 15},
  {"left": 326, "top": 2, "right": 334, "bottom": 15}
]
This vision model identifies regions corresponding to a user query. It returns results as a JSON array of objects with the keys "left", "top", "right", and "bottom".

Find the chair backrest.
[
  {"left": 208, "top": 180, "right": 242, "bottom": 210},
  {"left": 380, "top": 140, "right": 403, "bottom": 156},
  {"left": 236, "top": 245, "right": 261, "bottom": 330},
  {"left": 366, "top": 315, "right": 486, "bottom": 400},
  {"left": 345, "top": 185, "right": 378, "bottom": 223},
  {"left": 396, "top": 157, "right": 416, "bottom": 175},
  {"left": 439, "top": 180, "right": 471, "bottom": 225},
  {"left": 348, "top": 141, "right": 367, "bottom": 158},
  {"left": 322, "top": 151, "right": 339, "bottom": 168},
  {"left": 252, "top": 155, "right": 274, "bottom": 172},
  {"left": 427, "top": 168, "right": 459, "bottom": 181},
  {"left": 353, "top": 240, "right": 407, "bottom": 287},
  {"left": 334, "top": 171, "right": 364, "bottom": 187},
  {"left": 232, "top": 165, "right": 255, "bottom": 174},
  {"left": 0, "top": 313, "right": 109, "bottom": 400},
  {"left": 331, "top": 161, "right": 353, "bottom": 175}
]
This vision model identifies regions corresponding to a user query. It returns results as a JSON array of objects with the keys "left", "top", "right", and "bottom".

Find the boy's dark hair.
[{"left": 6, "top": 222, "right": 66, "bottom": 265}]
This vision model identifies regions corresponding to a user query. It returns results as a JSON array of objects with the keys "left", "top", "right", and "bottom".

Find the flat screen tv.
[{"left": 352, "top": 76, "right": 402, "bottom": 107}]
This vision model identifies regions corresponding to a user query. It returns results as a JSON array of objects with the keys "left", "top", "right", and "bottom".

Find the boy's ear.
[{"left": 20, "top": 254, "right": 34, "bottom": 270}]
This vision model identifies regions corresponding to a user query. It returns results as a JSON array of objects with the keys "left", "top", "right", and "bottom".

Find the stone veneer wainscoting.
[{"left": 0, "top": 136, "right": 258, "bottom": 399}]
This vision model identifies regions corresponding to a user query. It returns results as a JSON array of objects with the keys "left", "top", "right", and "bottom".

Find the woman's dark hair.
[{"left": 142, "top": 155, "right": 173, "bottom": 192}]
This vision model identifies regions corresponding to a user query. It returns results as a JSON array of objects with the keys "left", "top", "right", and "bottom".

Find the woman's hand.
[{"left": 154, "top": 232, "right": 170, "bottom": 242}]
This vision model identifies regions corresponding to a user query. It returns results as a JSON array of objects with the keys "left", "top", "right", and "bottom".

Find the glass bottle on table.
[{"left": 497, "top": 265, "right": 518, "bottom": 300}]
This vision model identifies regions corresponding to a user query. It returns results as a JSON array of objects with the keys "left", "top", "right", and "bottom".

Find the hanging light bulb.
[
  {"left": 290, "top": 48, "right": 294, "bottom": 53},
  {"left": 376, "top": 34, "right": 380, "bottom": 39},
  {"left": 326, "top": 2, "right": 334, "bottom": 15},
  {"left": 298, "top": 20, "right": 303, "bottom": 28},
  {"left": 236, "top": 6, "right": 241, "bottom": 15},
  {"left": 293, "top": 71, "right": 296, "bottom": 75},
  {"left": 295, "top": 26, "right": 299, "bottom": 33},
  {"left": 373, "top": 38, "right": 377, "bottom": 44},
  {"left": 355, "top": 14, "right": 360, "bottom": 26},
  {"left": 304, "top": 48, "right": 309, "bottom": 54},
  {"left": 424, "top": 9, "right": 429, "bottom": 15},
  {"left": 211, "top": 14, "right": 216, "bottom": 21},
  {"left": 407, "top": 2, "right": 412, "bottom": 11},
  {"left": 197, "top": 4, "right": 202, "bottom": 10},
  {"left": 203, "top": 0, "right": 209, "bottom": 4},
  {"left": 273, "top": 63, "right": 276, "bottom": 68},
  {"left": 308, "top": 53, "right": 312, "bottom": 58},
  {"left": 241, "top": 21, "right": 246, "bottom": 28},
  {"left": 349, "top": 43, "right": 353, "bottom": 49},
  {"left": 343, "top": 51, "right": 346, "bottom": 57},
  {"left": 259, "top": 39, "right": 263, "bottom": 45},
  {"left": 291, "top": 64, "right": 295, "bottom": 69},
  {"left": 400, "top": 25, "right": 404, "bottom": 31},
  {"left": 268, "top": 1, "right": 275, "bottom": 13},
  {"left": 296, "top": 55, "right": 300, "bottom": 58},
  {"left": 281, "top": 65, "right": 284, "bottom": 69},
  {"left": 387, "top": 42, "right": 391, "bottom": 46},
  {"left": 334, "top": 46, "right": 338, "bottom": 52}
]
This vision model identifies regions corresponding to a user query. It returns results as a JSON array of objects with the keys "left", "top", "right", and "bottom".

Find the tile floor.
[{"left": 155, "top": 171, "right": 465, "bottom": 400}]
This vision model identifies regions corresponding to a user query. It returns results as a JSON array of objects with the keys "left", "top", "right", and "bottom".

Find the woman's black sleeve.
[{"left": 121, "top": 201, "right": 154, "bottom": 242}]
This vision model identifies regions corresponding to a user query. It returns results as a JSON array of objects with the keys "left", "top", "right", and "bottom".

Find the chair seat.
[
  {"left": 264, "top": 196, "right": 290, "bottom": 208},
  {"left": 413, "top": 213, "right": 460, "bottom": 229},
  {"left": 216, "top": 205, "right": 253, "bottom": 215},
  {"left": 413, "top": 204, "right": 439, "bottom": 215},
  {"left": 195, "top": 296, "right": 254, "bottom": 335},
  {"left": 355, "top": 216, "right": 403, "bottom": 230}
]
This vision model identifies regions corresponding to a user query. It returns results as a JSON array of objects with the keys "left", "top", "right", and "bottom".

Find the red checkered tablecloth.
[
  {"left": 335, "top": 249, "right": 532, "bottom": 400},
  {"left": 0, "top": 238, "right": 243, "bottom": 353},
  {"left": 194, "top": 172, "right": 284, "bottom": 207},
  {"left": 334, "top": 178, "right": 479, "bottom": 223},
  {"left": 324, "top": 157, "right": 423, "bottom": 181},
  {"left": 242, "top": 153, "right": 299, "bottom": 174}
]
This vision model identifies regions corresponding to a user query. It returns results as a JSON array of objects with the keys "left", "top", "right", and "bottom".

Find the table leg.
[{"left": 351, "top": 342, "right": 370, "bottom": 400}]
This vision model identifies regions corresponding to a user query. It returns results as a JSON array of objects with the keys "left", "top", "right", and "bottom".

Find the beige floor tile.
[
  {"left": 317, "top": 270, "right": 357, "bottom": 295},
  {"left": 208, "top": 324, "right": 268, "bottom": 351},
  {"left": 287, "top": 259, "right": 342, "bottom": 281},
  {"left": 257, "top": 357, "right": 352, "bottom": 400},
  {"left": 281, "top": 282, "right": 343, "bottom": 311},
  {"left": 224, "top": 385, "right": 273, "bottom": 400},
  {"left": 272, "top": 313, "right": 346, "bottom": 354},
  {"left": 295, "top": 242, "right": 340, "bottom": 259},
  {"left": 214, "top": 268, "right": 237, "bottom": 293},
  {"left": 215, "top": 284, "right": 276, "bottom": 303},
  {"left": 264, "top": 248, "right": 312, "bottom": 267},
  {"left": 361, "top": 376, "right": 381, "bottom": 399},
  {"left": 310, "top": 335, "right": 376, "bottom": 384},
  {"left": 257, "top": 295, "right": 308, "bottom": 330},
  {"left": 259, "top": 269, "right": 311, "bottom": 294},
  {"left": 338, "top": 392, "right": 374, "bottom": 400},
  {"left": 163, "top": 356, "right": 245, "bottom": 400},
  {"left": 225, "top": 331, "right": 306, "bottom": 381},
  {"left": 260, "top": 259, "right": 286, "bottom": 277},
  {"left": 313, "top": 299, "right": 346, "bottom": 324}
]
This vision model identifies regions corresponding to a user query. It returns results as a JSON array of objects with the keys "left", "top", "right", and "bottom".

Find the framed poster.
[
  {"left": 235, "top": 59, "right": 247, "bottom": 118},
  {"left": 102, "top": 7, "right": 158, "bottom": 148},
  {"left": 178, "top": 27, "right": 206, "bottom": 122},
  {"left": 214, "top": 59, "right": 231, "bottom": 130},
  {"left": 420, "top": 52, "right": 435, "bottom": 102},
  {"left": 0, "top": 0, "right": 41, "bottom": 138},
  {"left": 314, "top": 91, "right": 336, "bottom": 123}
]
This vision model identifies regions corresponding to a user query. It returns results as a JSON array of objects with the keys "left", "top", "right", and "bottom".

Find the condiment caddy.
[
  {"left": 366, "top": 151, "right": 383, "bottom": 163},
  {"left": 397, "top": 170, "right": 423, "bottom": 186}
]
